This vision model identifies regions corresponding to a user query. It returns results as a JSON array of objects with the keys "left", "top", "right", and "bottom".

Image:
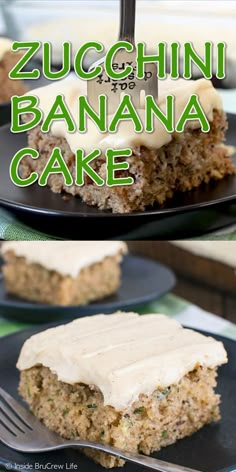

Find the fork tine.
[
  {"left": 0, "top": 388, "right": 34, "bottom": 429},
  {"left": 0, "top": 422, "right": 17, "bottom": 447},
  {"left": 0, "top": 400, "right": 26, "bottom": 433},
  {"left": 131, "top": 93, "right": 141, "bottom": 110},
  {"left": 0, "top": 412, "right": 19, "bottom": 436}
]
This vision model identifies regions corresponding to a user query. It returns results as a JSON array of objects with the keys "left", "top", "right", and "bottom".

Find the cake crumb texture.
[
  {"left": 19, "top": 365, "right": 221, "bottom": 468},
  {"left": 20, "top": 110, "right": 235, "bottom": 213},
  {"left": 0, "top": 51, "right": 27, "bottom": 103},
  {"left": 2, "top": 252, "right": 122, "bottom": 305}
]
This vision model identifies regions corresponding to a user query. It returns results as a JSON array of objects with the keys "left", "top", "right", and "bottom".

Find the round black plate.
[
  {"left": 0, "top": 115, "right": 235, "bottom": 239},
  {"left": 0, "top": 255, "right": 175, "bottom": 323},
  {"left": 0, "top": 327, "right": 235, "bottom": 472}
]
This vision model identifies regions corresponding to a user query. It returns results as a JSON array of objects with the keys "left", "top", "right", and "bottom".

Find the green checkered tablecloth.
[
  {"left": 1, "top": 207, "right": 236, "bottom": 241},
  {"left": 1, "top": 293, "right": 236, "bottom": 340},
  {"left": 0, "top": 208, "right": 61, "bottom": 241}
]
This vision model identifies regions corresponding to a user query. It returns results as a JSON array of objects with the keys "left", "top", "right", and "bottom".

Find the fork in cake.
[
  {"left": 0, "top": 387, "right": 200, "bottom": 472},
  {"left": 16, "top": 312, "right": 227, "bottom": 468},
  {"left": 87, "top": 0, "right": 158, "bottom": 114}
]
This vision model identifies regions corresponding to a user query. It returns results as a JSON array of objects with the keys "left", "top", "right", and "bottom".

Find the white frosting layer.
[
  {"left": 173, "top": 241, "right": 236, "bottom": 268},
  {"left": 1, "top": 241, "right": 127, "bottom": 278},
  {"left": 26, "top": 76, "right": 222, "bottom": 154},
  {"left": 17, "top": 312, "right": 227, "bottom": 410},
  {"left": 0, "top": 37, "right": 13, "bottom": 61}
]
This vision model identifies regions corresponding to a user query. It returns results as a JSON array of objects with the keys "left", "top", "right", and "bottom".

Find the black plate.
[
  {"left": 0, "top": 115, "right": 235, "bottom": 239},
  {"left": 0, "top": 255, "right": 175, "bottom": 323},
  {"left": 0, "top": 327, "right": 235, "bottom": 472}
]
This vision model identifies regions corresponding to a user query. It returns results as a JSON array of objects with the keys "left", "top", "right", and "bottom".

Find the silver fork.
[
  {"left": 0, "top": 387, "right": 198, "bottom": 472},
  {"left": 87, "top": 0, "right": 158, "bottom": 114}
]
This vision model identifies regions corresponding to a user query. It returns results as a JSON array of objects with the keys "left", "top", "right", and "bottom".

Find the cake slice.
[
  {"left": 0, "top": 37, "right": 27, "bottom": 103},
  {"left": 17, "top": 312, "right": 227, "bottom": 468},
  {"left": 20, "top": 76, "right": 235, "bottom": 213},
  {"left": 1, "top": 241, "right": 127, "bottom": 306}
]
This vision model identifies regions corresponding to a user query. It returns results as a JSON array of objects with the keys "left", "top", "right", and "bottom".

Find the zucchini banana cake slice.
[
  {"left": 0, "top": 37, "right": 27, "bottom": 103},
  {"left": 17, "top": 312, "right": 227, "bottom": 468},
  {"left": 20, "top": 76, "right": 235, "bottom": 213},
  {"left": 1, "top": 241, "right": 127, "bottom": 306}
]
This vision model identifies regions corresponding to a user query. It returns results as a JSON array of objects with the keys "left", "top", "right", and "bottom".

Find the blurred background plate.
[
  {"left": 1, "top": 0, "right": 235, "bottom": 88},
  {"left": 0, "top": 254, "right": 176, "bottom": 323},
  {"left": 0, "top": 62, "right": 57, "bottom": 127}
]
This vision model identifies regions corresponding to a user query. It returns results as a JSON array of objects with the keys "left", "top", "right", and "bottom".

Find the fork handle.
[
  {"left": 54, "top": 441, "right": 200, "bottom": 472},
  {"left": 119, "top": 0, "right": 136, "bottom": 44}
]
